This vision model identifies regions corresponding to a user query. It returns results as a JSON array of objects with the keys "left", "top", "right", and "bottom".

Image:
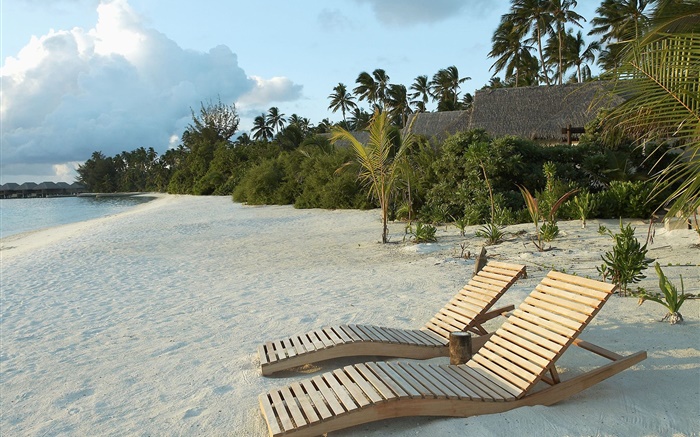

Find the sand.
[{"left": 1, "top": 194, "right": 698, "bottom": 436}]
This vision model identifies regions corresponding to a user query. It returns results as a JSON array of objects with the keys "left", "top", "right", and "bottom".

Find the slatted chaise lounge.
[
  {"left": 259, "top": 271, "right": 647, "bottom": 437},
  {"left": 259, "top": 261, "right": 527, "bottom": 376}
]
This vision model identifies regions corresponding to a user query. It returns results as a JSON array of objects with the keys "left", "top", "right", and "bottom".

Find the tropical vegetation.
[{"left": 75, "top": 0, "right": 698, "bottom": 243}]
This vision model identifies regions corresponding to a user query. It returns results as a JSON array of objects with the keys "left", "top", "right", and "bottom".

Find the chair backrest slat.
[
  {"left": 467, "top": 271, "right": 617, "bottom": 399},
  {"left": 422, "top": 262, "right": 526, "bottom": 340}
]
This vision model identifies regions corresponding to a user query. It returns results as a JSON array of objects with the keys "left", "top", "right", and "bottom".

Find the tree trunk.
[{"left": 537, "top": 25, "right": 551, "bottom": 86}]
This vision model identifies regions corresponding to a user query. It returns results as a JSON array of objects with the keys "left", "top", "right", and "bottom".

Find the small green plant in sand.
[
  {"left": 637, "top": 263, "right": 687, "bottom": 324},
  {"left": 539, "top": 222, "right": 559, "bottom": 242},
  {"left": 597, "top": 222, "right": 650, "bottom": 296},
  {"left": 475, "top": 223, "right": 506, "bottom": 246},
  {"left": 573, "top": 191, "right": 597, "bottom": 228},
  {"left": 452, "top": 215, "right": 470, "bottom": 237},
  {"left": 411, "top": 221, "right": 437, "bottom": 243},
  {"left": 518, "top": 184, "right": 578, "bottom": 251}
]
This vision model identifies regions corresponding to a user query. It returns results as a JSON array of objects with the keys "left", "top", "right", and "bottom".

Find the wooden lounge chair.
[
  {"left": 259, "top": 261, "right": 527, "bottom": 376},
  {"left": 259, "top": 271, "right": 647, "bottom": 437}
]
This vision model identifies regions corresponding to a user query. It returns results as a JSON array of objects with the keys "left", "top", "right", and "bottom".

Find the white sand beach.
[{"left": 1, "top": 194, "right": 698, "bottom": 436}]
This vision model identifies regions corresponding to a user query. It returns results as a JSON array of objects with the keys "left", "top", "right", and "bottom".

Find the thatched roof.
[
  {"left": 320, "top": 131, "right": 370, "bottom": 149},
  {"left": 403, "top": 110, "right": 472, "bottom": 143},
  {"left": 401, "top": 82, "right": 622, "bottom": 143},
  {"left": 36, "top": 182, "right": 59, "bottom": 190},
  {"left": 1, "top": 182, "right": 20, "bottom": 191},
  {"left": 469, "top": 82, "right": 620, "bottom": 141},
  {"left": 18, "top": 182, "right": 38, "bottom": 190}
]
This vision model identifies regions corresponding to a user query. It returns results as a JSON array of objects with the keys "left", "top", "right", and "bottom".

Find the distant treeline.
[{"left": 76, "top": 100, "right": 677, "bottom": 224}]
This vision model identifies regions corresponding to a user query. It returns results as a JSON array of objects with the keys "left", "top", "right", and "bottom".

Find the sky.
[{"left": 0, "top": 0, "right": 602, "bottom": 184}]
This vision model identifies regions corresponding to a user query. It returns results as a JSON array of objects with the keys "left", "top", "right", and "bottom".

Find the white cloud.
[
  {"left": 0, "top": 0, "right": 303, "bottom": 183},
  {"left": 351, "top": 0, "right": 493, "bottom": 26},
  {"left": 237, "top": 76, "right": 303, "bottom": 109}
]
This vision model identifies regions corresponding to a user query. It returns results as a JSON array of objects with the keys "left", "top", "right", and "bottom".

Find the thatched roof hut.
[
  {"left": 403, "top": 110, "right": 472, "bottom": 143},
  {"left": 321, "top": 131, "right": 370, "bottom": 149},
  {"left": 468, "top": 82, "right": 620, "bottom": 142},
  {"left": 402, "top": 82, "right": 621, "bottom": 144}
]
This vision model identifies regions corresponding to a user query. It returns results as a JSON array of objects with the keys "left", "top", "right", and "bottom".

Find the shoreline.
[{"left": 1, "top": 195, "right": 698, "bottom": 436}]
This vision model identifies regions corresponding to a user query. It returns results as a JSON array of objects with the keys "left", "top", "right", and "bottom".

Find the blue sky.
[{"left": 1, "top": 0, "right": 601, "bottom": 184}]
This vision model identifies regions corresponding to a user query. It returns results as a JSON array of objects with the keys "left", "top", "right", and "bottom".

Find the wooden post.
[
  {"left": 474, "top": 246, "right": 487, "bottom": 275},
  {"left": 449, "top": 332, "right": 473, "bottom": 365}
]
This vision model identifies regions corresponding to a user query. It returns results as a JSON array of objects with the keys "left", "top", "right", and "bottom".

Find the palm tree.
[
  {"left": 372, "top": 69, "right": 391, "bottom": 110},
  {"left": 251, "top": 113, "right": 273, "bottom": 141},
  {"left": 561, "top": 29, "right": 600, "bottom": 82},
  {"left": 287, "top": 114, "right": 312, "bottom": 135},
  {"left": 506, "top": 0, "right": 554, "bottom": 85},
  {"left": 353, "top": 71, "right": 378, "bottom": 108},
  {"left": 348, "top": 107, "right": 371, "bottom": 131},
  {"left": 266, "top": 107, "right": 286, "bottom": 135},
  {"left": 234, "top": 133, "right": 252, "bottom": 147},
  {"left": 331, "top": 111, "right": 417, "bottom": 243},
  {"left": 328, "top": 83, "right": 358, "bottom": 125},
  {"left": 462, "top": 93, "right": 474, "bottom": 110},
  {"left": 315, "top": 118, "right": 333, "bottom": 134},
  {"left": 588, "top": 0, "right": 652, "bottom": 69},
  {"left": 386, "top": 84, "right": 412, "bottom": 127},
  {"left": 548, "top": 0, "right": 585, "bottom": 84},
  {"left": 353, "top": 69, "right": 390, "bottom": 110},
  {"left": 599, "top": 1, "right": 700, "bottom": 219},
  {"left": 430, "top": 66, "right": 471, "bottom": 111},
  {"left": 489, "top": 19, "right": 538, "bottom": 87},
  {"left": 409, "top": 75, "right": 430, "bottom": 112}
]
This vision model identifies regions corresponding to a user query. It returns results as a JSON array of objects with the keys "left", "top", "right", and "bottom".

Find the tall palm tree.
[
  {"left": 251, "top": 113, "right": 273, "bottom": 142},
  {"left": 288, "top": 114, "right": 312, "bottom": 135},
  {"left": 386, "top": 84, "right": 412, "bottom": 127},
  {"left": 348, "top": 107, "right": 372, "bottom": 131},
  {"left": 266, "top": 107, "right": 286, "bottom": 134},
  {"left": 409, "top": 75, "right": 430, "bottom": 112},
  {"left": 353, "top": 71, "right": 378, "bottom": 108},
  {"left": 489, "top": 19, "right": 538, "bottom": 87},
  {"left": 315, "top": 118, "right": 333, "bottom": 134},
  {"left": 331, "top": 111, "right": 417, "bottom": 243},
  {"left": 588, "top": 0, "right": 652, "bottom": 69},
  {"left": 372, "top": 69, "right": 391, "bottom": 110},
  {"left": 600, "top": 1, "right": 700, "bottom": 219},
  {"left": 234, "top": 133, "right": 252, "bottom": 147},
  {"left": 327, "top": 83, "right": 358, "bottom": 125},
  {"left": 506, "top": 0, "right": 554, "bottom": 85},
  {"left": 562, "top": 29, "right": 600, "bottom": 82},
  {"left": 430, "top": 66, "right": 471, "bottom": 111},
  {"left": 353, "top": 69, "right": 390, "bottom": 110},
  {"left": 548, "top": 0, "right": 585, "bottom": 84}
]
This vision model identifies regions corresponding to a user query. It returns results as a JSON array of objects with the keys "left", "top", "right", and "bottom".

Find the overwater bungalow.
[{"left": 1, "top": 182, "right": 86, "bottom": 198}]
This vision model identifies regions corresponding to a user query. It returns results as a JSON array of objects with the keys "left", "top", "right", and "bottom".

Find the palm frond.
[{"left": 601, "top": 5, "right": 700, "bottom": 218}]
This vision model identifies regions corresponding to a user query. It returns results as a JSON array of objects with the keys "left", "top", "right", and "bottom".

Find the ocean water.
[{"left": 0, "top": 196, "right": 156, "bottom": 239}]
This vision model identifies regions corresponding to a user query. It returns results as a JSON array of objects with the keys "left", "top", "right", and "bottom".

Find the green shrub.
[
  {"left": 232, "top": 159, "right": 285, "bottom": 204},
  {"left": 539, "top": 222, "right": 559, "bottom": 242},
  {"left": 475, "top": 223, "right": 506, "bottom": 245},
  {"left": 598, "top": 180, "right": 656, "bottom": 218},
  {"left": 597, "top": 222, "right": 650, "bottom": 296},
  {"left": 412, "top": 222, "right": 437, "bottom": 243}
]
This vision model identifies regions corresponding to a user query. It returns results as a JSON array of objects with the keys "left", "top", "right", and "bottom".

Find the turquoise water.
[{"left": 0, "top": 196, "right": 156, "bottom": 238}]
